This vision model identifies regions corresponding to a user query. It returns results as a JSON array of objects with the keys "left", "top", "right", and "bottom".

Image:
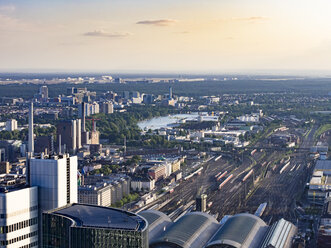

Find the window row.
[
  {"left": 0, "top": 217, "right": 38, "bottom": 234},
  {"left": 19, "top": 241, "right": 38, "bottom": 248},
  {"left": 0, "top": 206, "right": 38, "bottom": 219},
  {"left": 0, "top": 230, "right": 38, "bottom": 246}
]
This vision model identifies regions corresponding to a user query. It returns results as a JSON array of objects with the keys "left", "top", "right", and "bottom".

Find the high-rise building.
[
  {"left": 76, "top": 119, "right": 82, "bottom": 149},
  {"left": 39, "top": 85, "right": 48, "bottom": 100},
  {"left": 56, "top": 120, "right": 81, "bottom": 153},
  {"left": 196, "top": 194, "right": 207, "bottom": 212},
  {"left": 0, "top": 161, "right": 11, "bottom": 173},
  {"left": 30, "top": 154, "right": 78, "bottom": 212},
  {"left": 28, "top": 102, "right": 34, "bottom": 156},
  {"left": 101, "top": 102, "right": 114, "bottom": 114},
  {"left": 0, "top": 175, "right": 39, "bottom": 248},
  {"left": 5, "top": 119, "right": 17, "bottom": 132},
  {"left": 35, "top": 135, "right": 54, "bottom": 154},
  {"left": 0, "top": 148, "right": 5, "bottom": 162},
  {"left": 42, "top": 203, "right": 149, "bottom": 248}
]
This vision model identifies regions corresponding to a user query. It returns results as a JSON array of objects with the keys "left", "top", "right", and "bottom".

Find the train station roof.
[
  {"left": 150, "top": 212, "right": 219, "bottom": 248},
  {"left": 139, "top": 210, "right": 173, "bottom": 242},
  {"left": 206, "top": 213, "right": 267, "bottom": 248}
]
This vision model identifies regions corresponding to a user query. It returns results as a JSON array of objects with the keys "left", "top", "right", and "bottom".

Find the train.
[
  {"left": 215, "top": 171, "right": 223, "bottom": 178},
  {"left": 242, "top": 169, "right": 254, "bottom": 182},
  {"left": 214, "top": 155, "right": 222, "bottom": 162},
  {"left": 217, "top": 171, "right": 228, "bottom": 181},
  {"left": 218, "top": 174, "right": 233, "bottom": 190},
  {"left": 280, "top": 161, "right": 291, "bottom": 174},
  {"left": 184, "top": 167, "right": 204, "bottom": 180},
  {"left": 254, "top": 202, "right": 267, "bottom": 217}
]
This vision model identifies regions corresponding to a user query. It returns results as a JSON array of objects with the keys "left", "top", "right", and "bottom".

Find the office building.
[
  {"left": 0, "top": 140, "right": 22, "bottom": 162},
  {"left": 0, "top": 148, "right": 5, "bottom": 162},
  {"left": 308, "top": 160, "right": 331, "bottom": 204},
  {"left": 148, "top": 165, "right": 166, "bottom": 182},
  {"left": 39, "top": 85, "right": 48, "bottom": 100},
  {"left": 0, "top": 162, "right": 11, "bottom": 174},
  {"left": 35, "top": 135, "right": 54, "bottom": 154},
  {"left": 56, "top": 120, "right": 81, "bottom": 153},
  {"left": 317, "top": 196, "right": 331, "bottom": 247},
  {"left": 81, "top": 174, "right": 131, "bottom": 206},
  {"left": 42, "top": 203, "right": 148, "bottom": 248},
  {"left": 5, "top": 119, "right": 17, "bottom": 132},
  {"left": 196, "top": 193, "right": 207, "bottom": 212},
  {"left": 0, "top": 175, "right": 38, "bottom": 248},
  {"left": 143, "top": 94, "right": 155, "bottom": 104},
  {"left": 78, "top": 183, "right": 112, "bottom": 207},
  {"left": 30, "top": 154, "right": 78, "bottom": 212}
]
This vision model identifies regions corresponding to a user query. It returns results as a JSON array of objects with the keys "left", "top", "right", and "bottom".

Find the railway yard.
[{"left": 139, "top": 124, "right": 319, "bottom": 227}]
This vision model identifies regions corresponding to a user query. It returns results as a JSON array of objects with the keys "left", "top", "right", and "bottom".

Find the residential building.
[
  {"left": 131, "top": 176, "right": 155, "bottom": 192},
  {"left": 148, "top": 165, "right": 166, "bottom": 182},
  {"left": 5, "top": 119, "right": 17, "bottom": 132}
]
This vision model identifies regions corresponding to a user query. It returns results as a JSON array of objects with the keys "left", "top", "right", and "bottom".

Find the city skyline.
[{"left": 2, "top": 0, "right": 331, "bottom": 73}]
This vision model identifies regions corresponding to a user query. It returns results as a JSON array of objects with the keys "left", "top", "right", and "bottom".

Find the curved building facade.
[{"left": 42, "top": 203, "right": 148, "bottom": 248}]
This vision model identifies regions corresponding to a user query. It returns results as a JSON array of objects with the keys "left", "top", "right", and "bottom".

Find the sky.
[{"left": 1, "top": 0, "right": 331, "bottom": 73}]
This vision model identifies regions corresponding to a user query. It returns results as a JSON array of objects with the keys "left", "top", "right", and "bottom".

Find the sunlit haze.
[{"left": 2, "top": 0, "right": 331, "bottom": 73}]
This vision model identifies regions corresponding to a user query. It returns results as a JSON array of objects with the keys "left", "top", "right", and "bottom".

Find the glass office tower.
[{"left": 42, "top": 203, "right": 148, "bottom": 248}]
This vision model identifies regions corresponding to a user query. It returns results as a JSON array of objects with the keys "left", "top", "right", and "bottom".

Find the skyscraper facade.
[
  {"left": 42, "top": 204, "right": 149, "bottom": 248},
  {"left": 0, "top": 176, "right": 38, "bottom": 248},
  {"left": 30, "top": 154, "right": 78, "bottom": 212}
]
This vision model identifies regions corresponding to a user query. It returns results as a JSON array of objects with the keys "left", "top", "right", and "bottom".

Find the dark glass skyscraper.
[{"left": 42, "top": 204, "right": 148, "bottom": 248}]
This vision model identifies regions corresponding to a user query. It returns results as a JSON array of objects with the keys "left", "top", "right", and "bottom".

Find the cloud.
[
  {"left": 0, "top": 4, "right": 16, "bottom": 13},
  {"left": 215, "top": 16, "right": 269, "bottom": 23},
  {"left": 233, "top": 16, "right": 269, "bottom": 22},
  {"left": 136, "top": 19, "right": 177, "bottom": 26},
  {"left": 175, "top": 31, "right": 190, "bottom": 34},
  {"left": 83, "top": 30, "right": 132, "bottom": 38}
]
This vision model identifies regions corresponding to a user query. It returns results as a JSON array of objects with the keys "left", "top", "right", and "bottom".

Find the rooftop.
[
  {"left": 206, "top": 213, "right": 267, "bottom": 248},
  {"left": 50, "top": 203, "right": 147, "bottom": 231},
  {"left": 315, "top": 160, "right": 331, "bottom": 171},
  {"left": 150, "top": 212, "right": 219, "bottom": 248},
  {"left": 0, "top": 174, "right": 27, "bottom": 193}
]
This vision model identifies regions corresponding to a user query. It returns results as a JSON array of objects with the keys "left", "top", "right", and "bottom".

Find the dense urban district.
[{"left": 0, "top": 74, "right": 331, "bottom": 248}]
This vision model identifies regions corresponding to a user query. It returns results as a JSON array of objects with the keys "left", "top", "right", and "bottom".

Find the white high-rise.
[
  {"left": 76, "top": 119, "right": 82, "bottom": 150},
  {"left": 0, "top": 176, "right": 38, "bottom": 248},
  {"left": 30, "top": 154, "right": 78, "bottom": 212},
  {"left": 5, "top": 119, "right": 17, "bottom": 132}
]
